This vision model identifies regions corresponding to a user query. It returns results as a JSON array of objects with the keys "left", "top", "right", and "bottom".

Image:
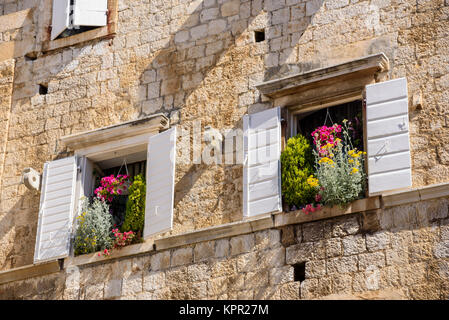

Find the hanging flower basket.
[{"left": 94, "top": 174, "right": 130, "bottom": 202}]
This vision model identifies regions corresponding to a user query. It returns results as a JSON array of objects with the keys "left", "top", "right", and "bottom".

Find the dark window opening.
[
  {"left": 39, "top": 84, "right": 48, "bottom": 95},
  {"left": 56, "top": 26, "right": 99, "bottom": 40},
  {"left": 255, "top": 30, "right": 265, "bottom": 43},
  {"left": 296, "top": 100, "right": 364, "bottom": 151},
  {"left": 93, "top": 160, "right": 147, "bottom": 229},
  {"left": 293, "top": 262, "right": 306, "bottom": 282}
]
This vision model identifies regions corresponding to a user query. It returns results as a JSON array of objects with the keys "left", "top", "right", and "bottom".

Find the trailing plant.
[
  {"left": 94, "top": 174, "right": 130, "bottom": 202},
  {"left": 311, "top": 120, "right": 367, "bottom": 207},
  {"left": 100, "top": 229, "right": 136, "bottom": 256},
  {"left": 281, "top": 134, "right": 317, "bottom": 208},
  {"left": 74, "top": 198, "right": 113, "bottom": 256},
  {"left": 121, "top": 174, "right": 146, "bottom": 238}
]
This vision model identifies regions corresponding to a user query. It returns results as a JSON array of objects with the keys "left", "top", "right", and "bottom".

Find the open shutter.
[
  {"left": 143, "top": 127, "right": 177, "bottom": 239},
  {"left": 72, "top": 0, "right": 108, "bottom": 27},
  {"left": 366, "top": 77, "right": 412, "bottom": 195},
  {"left": 51, "top": 0, "right": 71, "bottom": 40},
  {"left": 34, "top": 157, "right": 77, "bottom": 263},
  {"left": 243, "top": 107, "right": 282, "bottom": 218}
]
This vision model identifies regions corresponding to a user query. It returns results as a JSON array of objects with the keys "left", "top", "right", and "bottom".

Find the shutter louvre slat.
[
  {"left": 143, "top": 127, "right": 177, "bottom": 239},
  {"left": 366, "top": 77, "right": 412, "bottom": 195}
]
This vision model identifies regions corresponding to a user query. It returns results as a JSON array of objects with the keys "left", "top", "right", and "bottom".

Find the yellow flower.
[
  {"left": 307, "top": 175, "right": 319, "bottom": 188},
  {"left": 319, "top": 157, "right": 334, "bottom": 164},
  {"left": 350, "top": 167, "right": 359, "bottom": 174},
  {"left": 348, "top": 159, "right": 354, "bottom": 164}
]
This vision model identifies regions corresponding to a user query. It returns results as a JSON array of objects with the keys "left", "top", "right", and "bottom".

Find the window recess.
[
  {"left": 44, "top": 0, "right": 118, "bottom": 52},
  {"left": 243, "top": 53, "right": 412, "bottom": 219},
  {"left": 33, "top": 114, "right": 177, "bottom": 263}
]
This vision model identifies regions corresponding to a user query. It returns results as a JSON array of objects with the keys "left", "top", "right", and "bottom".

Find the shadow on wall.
[{"left": 131, "top": 0, "right": 326, "bottom": 231}]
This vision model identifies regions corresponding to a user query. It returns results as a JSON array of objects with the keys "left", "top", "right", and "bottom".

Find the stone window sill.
[
  {"left": 0, "top": 261, "right": 60, "bottom": 285},
  {"left": 275, "top": 197, "right": 381, "bottom": 228}
]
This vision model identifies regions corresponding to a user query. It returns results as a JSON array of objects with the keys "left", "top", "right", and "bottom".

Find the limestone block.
[
  {"left": 171, "top": 247, "right": 193, "bottom": 267},
  {"left": 150, "top": 251, "right": 170, "bottom": 271},
  {"left": 104, "top": 279, "right": 122, "bottom": 299},
  {"left": 229, "top": 234, "right": 255, "bottom": 255},
  {"left": 332, "top": 216, "right": 360, "bottom": 237},
  {"left": 286, "top": 241, "right": 325, "bottom": 264},
  {"left": 269, "top": 266, "right": 294, "bottom": 285},
  {"left": 208, "top": 19, "right": 227, "bottom": 35},
  {"left": 122, "top": 272, "right": 143, "bottom": 296},
  {"left": 327, "top": 255, "right": 358, "bottom": 275},
  {"left": 215, "top": 238, "right": 229, "bottom": 258},
  {"left": 143, "top": 271, "right": 165, "bottom": 292},
  {"left": 358, "top": 251, "right": 386, "bottom": 270},
  {"left": 194, "top": 241, "right": 215, "bottom": 262},
  {"left": 210, "top": 259, "right": 237, "bottom": 277},
  {"left": 187, "top": 263, "right": 211, "bottom": 282},
  {"left": 325, "top": 238, "right": 342, "bottom": 258},
  {"left": 331, "top": 273, "right": 353, "bottom": 294},
  {"left": 200, "top": 7, "right": 219, "bottom": 22},
  {"left": 190, "top": 24, "right": 208, "bottom": 40},
  {"left": 244, "top": 269, "right": 269, "bottom": 288},
  {"left": 236, "top": 252, "right": 257, "bottom": 272},
  {"left": 265, "top": 0, "right": 286, "bottom": 12},
  {"left": 208, "top": 276, "right": 228, "bottom": 297},
  {"left": 434, "top": 240, "right": 449, "bottom": 259},
  {"left": 305, "top": 259, "right": 326, "bottom": 278},
  {"left": 84, "top": 283, "right": 104, "bottom": 300},
  {"left": 302, "top": 221, "right": 324, "bottom": 242},
  {"left": 254, "top": 229, "right": 281, "bottom": 250},
  {"left": 257, "top": 247, "right": 285, "bottom": 268},
  {"left": 221, "top": 0, "right": 240, "bottom": 17},
  {"left": 342, "top": 234, "right": 366, "bottom": 256},
  {"left": 272, "top": 8, "right": 290, "bottom": 25}
]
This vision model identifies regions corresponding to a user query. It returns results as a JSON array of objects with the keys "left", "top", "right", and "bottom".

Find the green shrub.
[
  {"left": 281, "top": 134, "right": 317, "bottom": 207},
  {"left": 74, "top": 198, "right": 113, "bottom": 256},
  {"left": 121, "top": 174, "right": 146, "bottom": 236}
]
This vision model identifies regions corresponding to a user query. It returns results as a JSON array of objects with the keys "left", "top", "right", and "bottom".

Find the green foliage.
[
  {"left": 74, "top": 198, "right": 113, "bottom": 256},
  {"left": 121, "top": 174, "right": 146, "bottom": 235},
  {"left": 281, "top": 134, "right": 317, "bottom": 207},
  {"left": 313, "top": 121, "right": 367, "bottom": 207}
]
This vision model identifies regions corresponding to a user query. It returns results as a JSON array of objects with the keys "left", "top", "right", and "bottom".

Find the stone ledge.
[
  {"left": 274, "top": 197, "right": 381, "bottom": 228},
  {"left": 382, "top": 181, "right": 449, "bottom": 208},
  {"left": 0, "top": 261, "right": 61, "bottom": 285},
  {"left": 155, "top": 214, "right": 274, "bottom": 251},
  {"left": 64, "top": 239, "right": 155, "bottom": 268}
]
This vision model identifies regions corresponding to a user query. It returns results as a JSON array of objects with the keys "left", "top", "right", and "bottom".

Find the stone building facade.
[{"left": 0, "top": 0, "right": 449, "bottom": 300}]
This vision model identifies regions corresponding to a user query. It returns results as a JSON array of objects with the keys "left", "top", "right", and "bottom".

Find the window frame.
[{"left": 42, "top": 0, "right": 118, "bottom": 52}]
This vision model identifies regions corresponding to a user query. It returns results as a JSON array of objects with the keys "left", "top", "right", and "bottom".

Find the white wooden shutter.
[
  {"left": 366, "top": 77, "right": 412, "bottom": 195},
  {"left": 143, "top": 127, "right": 177, "bottom": 239},
  {"left": 243, "top": 107, "right": 282, "bottom": 218},
  {"left": 51, "top": 0, "right": 71, "bottom": 40},
  {"left": 72, "top": 0, "right": 108, "bottom": 27},
  {"left": 34, "top": 157, "right": 78, "bottom": 263}
]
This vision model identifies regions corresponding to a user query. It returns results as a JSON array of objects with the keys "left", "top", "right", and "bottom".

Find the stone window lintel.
[
  {"left": 60, "top": 113, "right": 169, "bottom": 151},
  {"left": 255, "top": 53, "right": 390, "bottom": 113}
]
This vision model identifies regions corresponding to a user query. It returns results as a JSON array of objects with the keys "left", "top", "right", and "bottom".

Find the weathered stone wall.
[
  {"left": 0, "top": 0, "right": 448, "bottom": 272},
  {"left": 1, "top": 197, "right": 448, "bottom": 300}
]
